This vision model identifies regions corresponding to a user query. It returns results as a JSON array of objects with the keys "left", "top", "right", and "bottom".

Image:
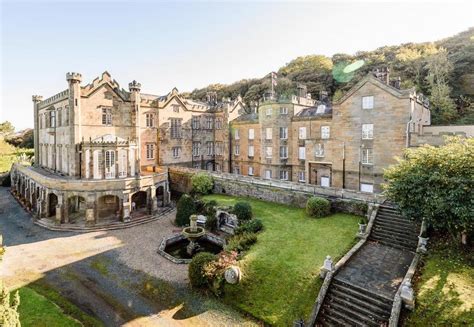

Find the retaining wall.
[{"left": 169, "top": 167, "right": 385, "bottom": 215}]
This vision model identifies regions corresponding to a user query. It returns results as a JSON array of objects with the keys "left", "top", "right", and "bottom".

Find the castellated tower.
[
  {"left": 32, "top": 95, "right": 43, "bottom": 166},
  {"left": 129, "top": 80, "right": 142, "bottom": 175},
  {"left": 66, "top": 72, "right": 82, "bottom": 176}
]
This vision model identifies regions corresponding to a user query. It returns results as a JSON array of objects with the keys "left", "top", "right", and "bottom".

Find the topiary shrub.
[
  {"left": 225, "top": 232, "right": 258, "bottom": 252},
  {"left": 175, "top": 194, "right": 196, "bottom": 226},
  {"left": 234, "top": 219, "right": 263, "bottom": 235},
  {"left": 191, "top": 173, "right": 214, "bottom": 195},
  {"left": 188, "top": 252, "right": 216, "bottom": 288},
  {"left": 233, "top": 202, "right": 252, "bottom": 222},
  {"left": 306, "top": 197, "right": 331, "bottom": 218}
]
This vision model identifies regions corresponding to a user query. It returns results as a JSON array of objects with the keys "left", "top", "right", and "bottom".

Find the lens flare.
[
  {"left": 332, "top": 60, "right": 365, "bottom": 83},
  {"left": 343, "top": 60, "right": 365, "bottom": 73}
]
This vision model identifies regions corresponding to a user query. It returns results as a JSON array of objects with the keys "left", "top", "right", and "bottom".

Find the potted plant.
[{"left": 358, "top": 217, "right": 368, "bottom": 234}]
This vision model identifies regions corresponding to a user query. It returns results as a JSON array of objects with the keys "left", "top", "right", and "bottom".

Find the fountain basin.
[
  {"left": 182, "top": 226, "right": 206, "bottom": 241},
  {"left": 158, "top": 233, "right": 225, "bottom": 264}
]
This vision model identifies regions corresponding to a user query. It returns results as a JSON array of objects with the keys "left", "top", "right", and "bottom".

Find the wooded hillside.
[{"left": 189, "top": 28, "right": 474, "bottom": 125}]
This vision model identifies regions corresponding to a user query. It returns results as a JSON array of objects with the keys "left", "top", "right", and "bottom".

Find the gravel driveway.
[{"left": 0, "top": 187, "right": 258, "bottom": 327}]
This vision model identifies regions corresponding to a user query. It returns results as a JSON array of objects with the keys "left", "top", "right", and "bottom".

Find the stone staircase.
[
  {"left": 317, "top": 278, "right": 392, "bottom": 326},
  {"left": 313, "top": 204, "right": 420, "bottom": 326},
  {"left": 35, "top": 207, "right": 175, "bottom": 232},
  {"left": 369, "top": 205, "right": 420, "bottom": 251}
]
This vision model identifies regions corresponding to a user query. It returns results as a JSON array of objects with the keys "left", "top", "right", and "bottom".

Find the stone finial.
[
  {"left": 320, "top": 255, "right": 334, "bottom": 279},
  {"left": 66, "top": 72, "right": 82, "bottom": 83},
  {"left": 129, "top": 80, "right": 141, "bottom": 92},
  {"left": 32, "top": 95, "right": 43, "bottom": 103}
]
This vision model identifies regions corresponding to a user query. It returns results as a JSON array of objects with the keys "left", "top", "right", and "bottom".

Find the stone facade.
[{"left": 229, "top": 71, "right": 443, "bottom": 193}]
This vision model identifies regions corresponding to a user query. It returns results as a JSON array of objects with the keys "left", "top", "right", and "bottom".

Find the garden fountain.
[
  {"left": 158, "top": 214, "right": 225, "bottom": 264},
  {"left": 182, "top": 214, "right": 206, "bottom": 256}
]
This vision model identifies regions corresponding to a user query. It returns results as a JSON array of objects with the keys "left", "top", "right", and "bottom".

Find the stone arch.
[
  {"left": 48, "top": 193, "right": 58, "bottom": 217},
  {"left": 131, "top": 191, "right": 147, "bottom": 211},
  {"left": 67, "top": 195, "right": 86, "bottom": 222},
  {"left": 156, "top": 185, "right": 165, "bottom": 207},
  {"left": 206, "top": 161, "right": 214, "bottom": 171},
  {"left": 97, "top": 195, "right": 120, "bottom": 220}
]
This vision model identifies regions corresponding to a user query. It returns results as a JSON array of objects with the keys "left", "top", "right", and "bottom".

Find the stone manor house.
[{"left": 11, "top": 70, "right": 473, "bottom": 226}]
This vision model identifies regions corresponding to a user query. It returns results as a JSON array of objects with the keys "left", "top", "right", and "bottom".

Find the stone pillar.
[
  {"left": 129, "top": 80, "right": 142, "bottom": 176},
  {"left": 122, "top": 197, "right": 131, "bottom": 222},
  {"left": 32, "top": 95, "right": 43, "bottom": 166},
  {"left": 165, "top": 181, "right": 171, "bottom": 206},
  {"left": 150, "top": 185, "right": 158, "bottom": 214},
  {"left": 55, "top": 205, "right": 62, "bottom": 225},
  {"left": 66, "top": 72, "right": 82, "bottom": 177}
]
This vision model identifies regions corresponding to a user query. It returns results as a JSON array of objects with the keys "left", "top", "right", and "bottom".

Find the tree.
[
  {"left": 384, "top": 137, "right": 474, "bottom": 242},
  {"left": 0, "top": 122, "right": 14, "bottom": 136},
  {"left": 425, "top": 49, "right": 458, "bottom": 124},
  {"left": 175, "top": 194, "right": 196, "bottom": 226}
]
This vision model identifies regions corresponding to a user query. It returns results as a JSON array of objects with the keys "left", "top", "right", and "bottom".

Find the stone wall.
[{"left": 168, "top": 167, "right": 384, "bottom": 215}]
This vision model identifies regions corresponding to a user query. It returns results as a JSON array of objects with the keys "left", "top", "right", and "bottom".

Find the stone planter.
[{"left": 358, "top": 223, "right": 367, "bottom": 234}]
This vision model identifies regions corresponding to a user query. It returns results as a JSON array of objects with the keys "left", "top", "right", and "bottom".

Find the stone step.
[
  {"left": 318, "top": 313, "right": 352, "bottom": 327},
  {"left": 327, "top": 294, "right": 389, "bottom": 322},
  {"left": 369, "top": 234, "right": 417, "bottom": 251},
  {"left": 376, "top": 213, "right": 414, "bottom": 224},
  {"left": 375, "top": 219, "right": 420, "bottom": 231},
  {"left": 371, "top": 230, "right": 419, "bottom": 246},
  {"left": 320, "top": 305, "right": 370, "bottom": 327},
  {"left": 34, "top": 208, "right": 175, "bottom": 232},
  {"left": 331, "top": 279, "right": 393, "bottom": 308},
  {"left": 372, "top": 224, "right": 419, "bottom": 240},
  {"left": 374, "top": 219, "right": 419, "bottom": 232},
  {"left": 326, "top": 300, "right": 382, "bottom": 327},
  {"left": 379, "top": 205, "right": 399, "bottom": 212},
  {"left": 329, "top": 288, "right": 391, "bottom": 318}
]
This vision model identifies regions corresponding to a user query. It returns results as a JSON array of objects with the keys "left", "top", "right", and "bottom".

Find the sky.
[{"left": 1, "top": 0, "right": 473, "bottom": 130}]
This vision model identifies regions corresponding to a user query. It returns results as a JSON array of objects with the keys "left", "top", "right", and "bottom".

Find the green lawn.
[
  {"left": 405, "top": 239, "right": 474, "bottom": 326},
  {"left": 203, "top": 194, "right": 360, "bottom": 326},
  {"left": 17, "top": 282, "right": 103, "bottom": 327}
]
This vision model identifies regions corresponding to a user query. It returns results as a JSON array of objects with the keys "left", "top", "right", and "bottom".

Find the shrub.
[
  {"left": 175, "top": 194, "right": 196, "bottom": 226},
  {"left": 191, "top": 173, "right": 214, "bottom": 195},
  {"left": 188, "top": 252, "right": 216, "bottom": 288},
  {"left": 205, "top": 214, "right": 217, "bottom": 231},
  {"left": 225, "top": 232, "right": 258, "bottom": 252},
  {"left": 233, "top": 202, "right": 253, "bottom": 221},
  {"left": 234, "top": 219, "right": 263, "bottom": 235},
  {"left": 202, "top": 251, "right": 238, "bottom": 296},
  {"left": 306, "top": 197, "right": 331, "bottom": 218}
]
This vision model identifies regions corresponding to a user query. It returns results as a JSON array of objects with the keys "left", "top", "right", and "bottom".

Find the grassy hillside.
[
  {"left": 189, "top": 28, "right": 474, "bottom": 125},
  {"left": 0, "top": 137, "right": 33, "bottom": 173}
]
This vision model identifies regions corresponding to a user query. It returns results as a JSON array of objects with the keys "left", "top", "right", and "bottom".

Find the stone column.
[
  {"left": 32, "top": 95, "right": 43, "bottom": 166},
  {"left": 150, "top": 185, "right": 158, "bottom": 214},
  {"left": 122, "top": 194, "right": 131, "bottom": 222}
]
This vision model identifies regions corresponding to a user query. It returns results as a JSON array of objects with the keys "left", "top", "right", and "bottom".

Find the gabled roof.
[
  {"left": 82, "top": 71, "right": 129, "bottom": 101},
  {"left": 334, "top": 73, "right": 413, "bottom": 105}
]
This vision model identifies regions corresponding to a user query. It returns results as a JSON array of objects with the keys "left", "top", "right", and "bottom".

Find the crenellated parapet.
[
  {"left": 66, "top": 72, "right": 82, "bottom": 84},
  {"left": 32, "top": 95, "right": 43, "bottom": 103},
  {"left": 129, "top": 80, "right": 141, "bottom": 93}
]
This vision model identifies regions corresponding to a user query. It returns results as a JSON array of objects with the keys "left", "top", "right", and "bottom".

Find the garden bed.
[{"left": 203, "top": 194, "right": 360, "bottom": 326}]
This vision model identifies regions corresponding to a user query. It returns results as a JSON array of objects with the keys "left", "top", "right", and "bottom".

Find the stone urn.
[
  {"left": 357, "top": 218, "right": 367, "bottom": 236},
  {"left": 417, "top": 234, "right": 429, "bottom": 253}
]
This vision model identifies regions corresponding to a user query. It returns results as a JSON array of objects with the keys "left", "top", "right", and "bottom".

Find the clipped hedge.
[
  {"left": 234, "top": 219, "right": 263, "bottom": 235},
  {"left": 188, "top": 252, "right": 216, "bottom": 288},
  {"left": 225, "top": 232, "right": 258, "bottom": 252},
  {"left": 306, "top": 196, "right": 331, "bottom": 218},
  {"left": 233, "top": 202, "right": 253, "bottom": 221}
]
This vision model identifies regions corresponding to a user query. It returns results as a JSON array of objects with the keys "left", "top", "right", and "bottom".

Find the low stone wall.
[{"left": 169, "top": 167, "right": 384, "bottom": 215}]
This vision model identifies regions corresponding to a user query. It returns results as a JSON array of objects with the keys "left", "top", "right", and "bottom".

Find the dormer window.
[
  {"left": 316, "top": 104, "right": 326, "bottom": 114},
  {"left": 172, "top": 105, "right": 180, "bottom": 113}
]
